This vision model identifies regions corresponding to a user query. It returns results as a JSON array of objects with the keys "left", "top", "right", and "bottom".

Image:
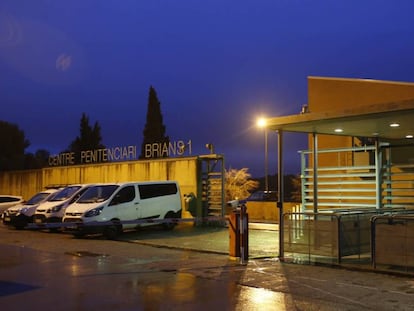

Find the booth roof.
[{"left": 266, "top": 99, "right": 414, "bottom": 142}]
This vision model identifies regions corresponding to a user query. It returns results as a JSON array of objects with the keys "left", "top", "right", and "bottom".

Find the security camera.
[{"left": 205, "top": 143, "right": 214, "bottom": 154}]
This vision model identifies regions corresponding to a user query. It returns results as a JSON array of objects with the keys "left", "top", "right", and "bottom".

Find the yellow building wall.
[
  {"left": 307, "top": 76, "right": 414, "bottom": 164},
  {"left": 305, "top": 77, "right": 414, "bottom": 210},
  {"left": 0, "top": 170, "right": 43, "bottom": 199},
  {"left": 246, "top": 201, "right": 300, "bottom": 223},
  {"left": 0, "top": 157, "right": 198, "bottom": 218},
  {"left": 308, "top": 76, "right": 414, "bottom": 112}
]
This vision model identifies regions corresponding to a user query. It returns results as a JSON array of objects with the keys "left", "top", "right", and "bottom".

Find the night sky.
[{"left": 1, "top": 1, "right": 414, "bottom": 177}]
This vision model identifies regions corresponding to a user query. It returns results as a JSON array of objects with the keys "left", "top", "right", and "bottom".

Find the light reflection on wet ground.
[
  {"left": 2, "top": 226, "right": 414, "bottom": 310},
  {"left": 235, "top": 286, "right": 290, "bottom": 311},
  {"left": 119, "top": 223, "right": 279, "bottom": 258},
  {"left": 0, "top": 244, "right": 294, "bottom": 310}
]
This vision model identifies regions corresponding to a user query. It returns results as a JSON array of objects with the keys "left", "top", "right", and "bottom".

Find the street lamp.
[{"left": 257, "top": 117, "right": 269, "bottom": 193}]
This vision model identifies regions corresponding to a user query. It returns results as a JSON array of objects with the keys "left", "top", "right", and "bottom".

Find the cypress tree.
[{"left": 140, "top": 86, "right": 170, "bottom": 159}]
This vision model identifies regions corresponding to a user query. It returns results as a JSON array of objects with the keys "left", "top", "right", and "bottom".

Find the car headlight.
[
  {"left": 51, "top": 204, "right": 65, "bottom": 212},
  {"left": 20, "top": 207, "right": 29, "bottom": 214},
  {"left": 84, "top": 206, "right": 104, "bottom": 217}
]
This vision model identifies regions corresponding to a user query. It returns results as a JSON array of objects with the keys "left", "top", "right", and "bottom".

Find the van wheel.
[
  {"left": 104, "top": 221, "right": 121, "bottom": 239},
  {"left": 73, "top": 231, "right": 85, "bottom": 239},
  {"left": 14, "top": 219, "right": 27, "bottom": 230},
  {"left": 163, "top": 212, "right": 177, "bottom": 230}
]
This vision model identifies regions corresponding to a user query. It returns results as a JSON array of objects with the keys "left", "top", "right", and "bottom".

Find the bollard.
[
  {"left": 239, "top": 202, "right": 249, "bottom": 264},
  {"left": 228, "top": 209, "right": 240, "bottom": 258}
]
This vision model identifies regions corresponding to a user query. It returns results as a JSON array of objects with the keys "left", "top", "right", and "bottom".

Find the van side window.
[
  {"left": 138, "top": 183, "right": 177, "bottom": 200},
  {"left": 110, "top": 186, "right": 135, "bottom": 205}
]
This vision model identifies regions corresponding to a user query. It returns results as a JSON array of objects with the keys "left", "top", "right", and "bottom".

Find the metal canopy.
[{"left": 266, "top": 99, "right": 414, "bottom": 140}]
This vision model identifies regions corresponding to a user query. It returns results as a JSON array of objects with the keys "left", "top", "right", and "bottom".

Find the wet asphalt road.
[{"left": 1, "top": 224, "right": 414, "bottom": 310}]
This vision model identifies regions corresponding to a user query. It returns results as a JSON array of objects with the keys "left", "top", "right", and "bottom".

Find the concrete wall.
[
  {"left": 0, "top": 157, "right": 199, "bottom": 218},
  {"left": 0, "top": 169, "right": 43, "bottom": 200},
  {"left": 1, "top": 157, "right": 301, "bottom": 222},
  {"left": 246, "top": 201, "right": 299, "bottom": 223}
]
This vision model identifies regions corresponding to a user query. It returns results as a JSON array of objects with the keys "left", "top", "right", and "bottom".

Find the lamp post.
[{"left": 257, "top": 118, "right": 269, "bottom": 193}]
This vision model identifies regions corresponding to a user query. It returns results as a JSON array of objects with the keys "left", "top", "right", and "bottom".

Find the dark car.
[{"left": 246, "top": 191, "right": 278, "bottom": 201}]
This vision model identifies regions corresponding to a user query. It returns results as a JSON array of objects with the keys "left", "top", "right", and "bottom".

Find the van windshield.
[
  {"left": 77, "top": 185, "right": 119, "bottom": 203},
  {"left": 26, "top": 192, "right": 51, "bottom": 205},
  {"left": 49, "top": 186, "right": 82, "bottom": 202}
]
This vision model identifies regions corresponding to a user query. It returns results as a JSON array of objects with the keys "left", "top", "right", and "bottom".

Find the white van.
[
  {"left": 63, "top": 181, "right": 182, "bottom": 239},
  {"left": 3, "top": 188, "right": 61, "bottom": 229},
  {"left": 33, "top": 184, "right": 93, "bottom": 225}
]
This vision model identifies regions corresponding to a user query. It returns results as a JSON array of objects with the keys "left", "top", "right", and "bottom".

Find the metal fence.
[
  {"left": 283, "top": 208, "right": 411, "bottom": 268},
  {"left": 371, "top": 214, "right": 414, "bottom": 274},
  {"left": 292, "top": 144, "right": 414, "bottom": 275}
]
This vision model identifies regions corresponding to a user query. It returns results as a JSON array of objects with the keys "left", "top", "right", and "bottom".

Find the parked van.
[
  {"left": 63, "top": 181, "right": 182, "bottom": 239},
  {"left": 33, "top": 184, "right": 93, "bottom": 225},
  {"left": 3, "top": 188, "right": 61, "bottom": 229}
]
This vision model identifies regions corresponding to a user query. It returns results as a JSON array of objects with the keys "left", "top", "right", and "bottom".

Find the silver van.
[
  {"left": 33, "top": 184, "right": 93, "bottom": 225},
  {"left": 3, "top": 188, "right": 60, "bottom": 229}
]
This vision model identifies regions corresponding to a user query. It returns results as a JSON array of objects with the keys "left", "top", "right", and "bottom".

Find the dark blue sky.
[{"left": 1, "top": 1, "right": 414, "bottom": 177}]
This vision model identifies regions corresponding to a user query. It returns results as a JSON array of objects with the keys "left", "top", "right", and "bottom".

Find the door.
[{"left": 108, "top": 185, "right": 138, "bottom": 228}]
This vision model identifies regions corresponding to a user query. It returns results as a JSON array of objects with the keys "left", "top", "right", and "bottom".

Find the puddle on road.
[
  {"left": 0, "top": 281, "right": 40, "bottom": 297},
  {"left": 65, "top": 251, "right": 109, "bottom": 258}
]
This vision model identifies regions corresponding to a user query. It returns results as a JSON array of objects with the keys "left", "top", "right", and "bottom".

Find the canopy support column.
[
  {"left": 313, "top": 133, "right": 318, "bottom": 213},
  {"left": 375, "top": 138, "right": 382, "bottom": 209},
  {"left": 278, "top": 130, "right": 284, "bottom": 260}
]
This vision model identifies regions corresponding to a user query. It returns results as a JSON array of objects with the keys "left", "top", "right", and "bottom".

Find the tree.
[
  {"left": 68, "top": 113, "right": 105, "bottom": 164},
  {"left": 139, "top": 86, "right": 169, "bottom": 159},
  {"left": 24, "top": 149, "right": 50, "bottom": 169},
  {"left": 0, "top": 121, "right": 30, "bottom": 171},
  {"left": 225, "top": 168, "right": 259, "bottom": 202},
  {"left": 287, "top": 174, "right": 302, "bottom": 202}
]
